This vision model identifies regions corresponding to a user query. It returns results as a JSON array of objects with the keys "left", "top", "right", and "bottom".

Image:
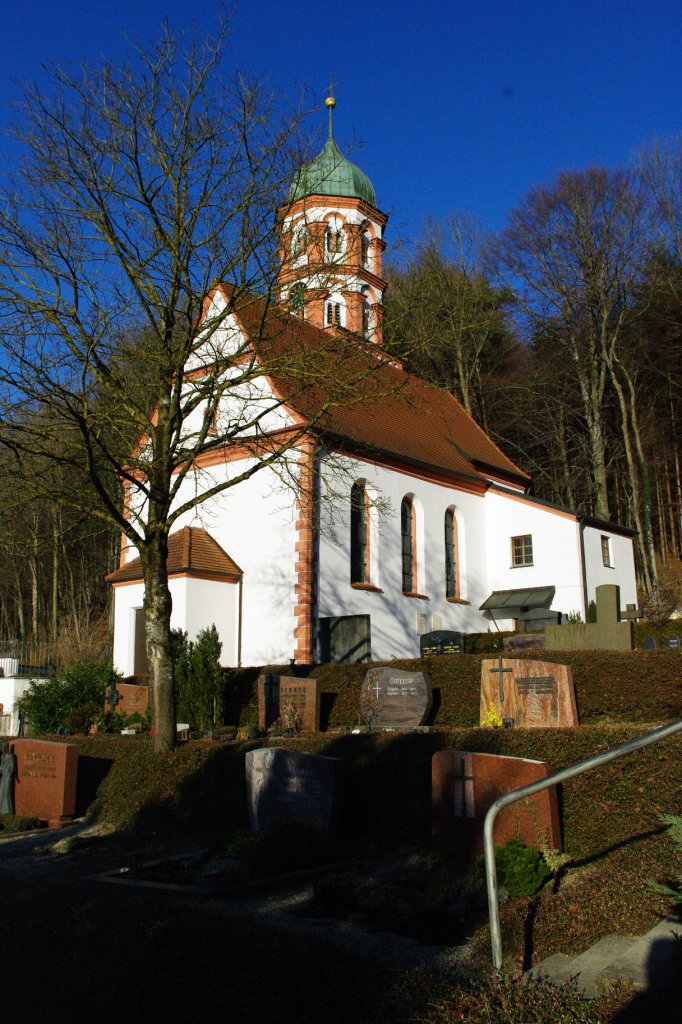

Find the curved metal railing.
[{"left": 484, "top": 717, "right": 682, "bottom": 969}]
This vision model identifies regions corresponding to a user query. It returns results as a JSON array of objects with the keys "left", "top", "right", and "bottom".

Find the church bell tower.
[{"left": 277, "top": 96, "right": 388, "bottom": 346}]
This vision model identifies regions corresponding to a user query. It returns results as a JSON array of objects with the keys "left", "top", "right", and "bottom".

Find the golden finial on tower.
[{"left": 326, "top": 74, "right": 337, "bottom": 138}]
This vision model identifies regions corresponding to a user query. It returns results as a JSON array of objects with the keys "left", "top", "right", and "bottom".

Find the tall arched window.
[
  {"left": 445, "top": 508, "right": 459, "bottom": 599},
  {"left": 325, "top": 227, "right": 343, "bottom": 257},
  {"left": 290, "top": 283, "right": 305, "bottom": 317},
  {"left": 350, "top": 482, "right": 369, "bottom": 584},
  {"left": 401, "top": 496, "right": 416, "bottom": 593},
  {"left": 292, "top": 228, "right": 308, "bottom": 259}
]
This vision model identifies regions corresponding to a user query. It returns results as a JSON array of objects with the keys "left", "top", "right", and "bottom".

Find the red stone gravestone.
[
  {"left": 11, "top": 739, "right": 78, "bottom": 827},
  {"left": 257, "top": 675, "right": 321, "bottom": 733},
  {"left": 432, "top": 750, "right": 562, "bottom": 860},
  {"left": 102, "top": 683, "right": 149, "bottom": 718}
]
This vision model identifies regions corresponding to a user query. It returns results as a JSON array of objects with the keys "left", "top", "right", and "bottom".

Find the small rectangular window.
[
  {"left": 601, "top": 535, "right": 613, "bottom": 567},
  {"left": 326, "top": 302, "right": 332, "bottom": 326},
  {"left": 511, "top": 534, "right": 533, "bottom": 567}
]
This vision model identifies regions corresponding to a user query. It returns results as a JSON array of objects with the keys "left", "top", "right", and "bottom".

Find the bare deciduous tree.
[{"left": 0, "top": 22, "right": 390, "bottom": 750}]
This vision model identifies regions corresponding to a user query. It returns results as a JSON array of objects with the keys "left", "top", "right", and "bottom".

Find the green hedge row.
[
  {"left": 71, "top": 725, "right": 682, "bottom": 863},
  {"left": 221, "top": 649, "right": 682, "bottom": 730}
]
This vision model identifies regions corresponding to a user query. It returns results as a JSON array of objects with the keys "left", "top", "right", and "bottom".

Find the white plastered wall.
[
  {"left": 317, "top": 454, "right": 490, "bottom": 660},
  {"left": 168, "top": 457, "right": 298, "bottom": 666},
  {"left": 582, "top": 525, "right": 637, "bottom": 609},
  {"left": 483, "top": 491, "right": 584, "bottom": 625}
]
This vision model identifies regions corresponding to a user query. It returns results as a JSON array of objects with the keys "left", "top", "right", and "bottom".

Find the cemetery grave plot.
[
  {"left": 361, "top": 667, "right": 432, "bottom": 731},
  {"left": 258, "top": 674, "right": 321, "bottom": 733},
  {"left": 431, "top": 750, "right": 562, "bottom": 859},
  {"left": 480, "top": 657, "right": 579, "bottom": 728}
]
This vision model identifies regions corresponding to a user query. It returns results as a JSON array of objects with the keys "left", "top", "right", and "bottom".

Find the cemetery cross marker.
[
  {"left": 489, "top": 654, "right": 513, "bottom": 702},
  {"left": 106, "top": 683, "right": 121, "bottom": 715}
]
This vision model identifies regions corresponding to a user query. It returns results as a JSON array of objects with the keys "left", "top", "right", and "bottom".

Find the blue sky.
[{"left": 2, "top": 1, "right": 681, "bottom": 246}]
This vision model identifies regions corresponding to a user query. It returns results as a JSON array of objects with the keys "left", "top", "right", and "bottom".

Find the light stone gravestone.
[
  {"left": 245, "top": 747, "right": 340, "bottom": 838},
  {"left": 545, "top": 584, "right": 633, "bottom": 651},
  {"left": 362, "top": 667, "right": 432, "bottom": 731},
  {"left": 432, "top": 750, "right": 562, "bottom": 859},
  {"left": 480, "top": 657, "right": 579, "bottom": 728}
]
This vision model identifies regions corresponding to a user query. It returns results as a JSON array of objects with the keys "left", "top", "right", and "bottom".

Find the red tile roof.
[
  {"left": 106, "top": 526, "right": 242, "bottom": 584},
  {"left": 218, "top": 286, "right": 529, "bottom": 488}
]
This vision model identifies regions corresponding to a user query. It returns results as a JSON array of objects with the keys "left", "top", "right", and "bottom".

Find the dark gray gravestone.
[
  {"left": 668, "top": 634, "right": 680, "bottom": 650},
  {"left": 245, "top": 748, "right": 340, "bottom": 838},
  {"left": 644, "top": 635, "right": 657, "bottom": 651},
  {"left": 420, "top": 630, "right": 463, "bottom": 656},
  {"left": 317, "top": 614, "right": 371, "bottom": 663},
  {"left": 362, "top": 667, "right": 432, "bottom": 731}
]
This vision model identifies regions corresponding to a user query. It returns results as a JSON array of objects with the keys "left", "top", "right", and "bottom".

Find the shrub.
[
  {"left": 174, "top": 626, "right": 223, "bottom": 731},
  {"left": 17, "top": 660, "right": 121, "bottom": 735},
  {"left": 479, "top": 838, "right": 552, "bottom": 898},
  {"left": 64, "top": 702, "right": 102, "bottom": 735}
]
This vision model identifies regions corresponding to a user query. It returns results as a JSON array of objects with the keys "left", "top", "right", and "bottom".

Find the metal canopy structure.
[{"left": 479, "top": 586, "right": 555, "bottom": 612}]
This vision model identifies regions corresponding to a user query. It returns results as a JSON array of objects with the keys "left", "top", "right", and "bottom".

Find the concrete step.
[
  {"left": 530, "top": 935, "right": 637, "bottom": 998},
  {"left": 593, "top": 917, "right": 682, "bottom": 993}
]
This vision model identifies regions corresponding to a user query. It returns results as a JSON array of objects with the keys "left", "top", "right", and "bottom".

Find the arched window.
[
  {"left": 325, "top": 293, "right": 344, "bottom": 327},
  {"left": 401, "top": 496, "right": 416, "bottom": 593},
  {"left": 362, "top": 297, "right": 371, "bottom": 338},
  {"left": 445, "top": 508, "right": 459, "bottom": 598},
  {"left": 290, "top": 283, "right": 305, "bottom": 317},
  {"left": 325, "top": 227, "right": 343, "bottom": 256},
  {"left": 292, "top": 228, "right": 308, "bottom": 259},
  {"left": 350, "top": 482, "right": 369, "bottom": 584}
]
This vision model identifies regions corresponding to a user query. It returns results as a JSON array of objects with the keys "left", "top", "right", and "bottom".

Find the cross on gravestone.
[
  {"left": 373, "top": 676, "right": 382, "bottom": 700},
  {"left": 105, "top": 684, "right": 121, "bottom": 714},
  {"left": 455, "top": 755, "right": 475, "bottom": 818},
  {"left": 489, "top": 654, "right": 513, "bottom": 702},
  {"left": 622, "top": 604, "right": 641, "bottom": 623}
]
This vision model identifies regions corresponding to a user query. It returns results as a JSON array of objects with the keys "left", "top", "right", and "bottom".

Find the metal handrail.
[{"left": 484, "top": 717, "right": 682, "bottom": 970}]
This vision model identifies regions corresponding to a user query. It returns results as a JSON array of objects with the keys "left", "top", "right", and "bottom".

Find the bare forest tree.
[
  {"left": 493, "top": 167, "right": 661, "bottom": 592},
  {"left": 0, "top": 22, "right": 392, "bottom": 750},
  {"left": 383, "top": 214, "right": 516, "bottom": 431}
]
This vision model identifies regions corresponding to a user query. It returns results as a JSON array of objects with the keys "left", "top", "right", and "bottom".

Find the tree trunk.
[{"left": 142, "top": 532, "right": 176, "bottom": 753}]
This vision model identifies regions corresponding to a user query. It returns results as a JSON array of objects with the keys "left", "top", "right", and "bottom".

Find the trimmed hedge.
[{"left": 221, "top": 649, "right": 682, "bottom": 730}]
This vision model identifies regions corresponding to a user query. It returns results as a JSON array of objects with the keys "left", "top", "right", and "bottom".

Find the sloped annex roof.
[
  {"left": 106, "top": 526, "right": 243, "bottom": 584},
  {"left": 220, "top": 287, "right": 530, "bottom": 489}
]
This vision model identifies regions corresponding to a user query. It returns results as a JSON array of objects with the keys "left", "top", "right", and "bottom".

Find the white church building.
[{"left": 108, "top": 101, "right": 637, "bottom": 674}]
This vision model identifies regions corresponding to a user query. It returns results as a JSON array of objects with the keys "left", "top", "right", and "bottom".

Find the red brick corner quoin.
[{"left": 294, "top": 440, "right": 316, "bottom": 664}]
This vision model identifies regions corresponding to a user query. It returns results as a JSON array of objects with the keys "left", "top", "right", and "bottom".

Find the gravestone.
[
  {"left": 546, "top": 584, "right": 633, "bottom": 651},
  {"left": 362, "top": 667, "right": 432, "bottom": 731},
  {"left": 245, "top": 747, "right": 339, "bottom": 838},
  {"left": 11, "top": 739, "right": 78, "bottom": 827},
  {"left": 432, "top": 750, "right": 562, "bottom": 860},
  {"left": 420, "top": 630, "right": 463, "bottom": 656},
  {"left": 102, "top": 682, "right": 149, "bottom": 718},
  {"left": 643, "top": 635, "right": 657, "bottom": 651},
  {"left": 257, "top": 674, "right": 321, "bottom": 733},
  {"left": 504, "top": 634, "right": 546, "bottom": 651},
  {"left": 668, "top": 635, "right": 680, "bottom": 650},
  {"left": 317, "top": 614, "right": 371, "bottom": 663},
  {"left": 480, "top": 658, "right": 578, "bottom": 728}
]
